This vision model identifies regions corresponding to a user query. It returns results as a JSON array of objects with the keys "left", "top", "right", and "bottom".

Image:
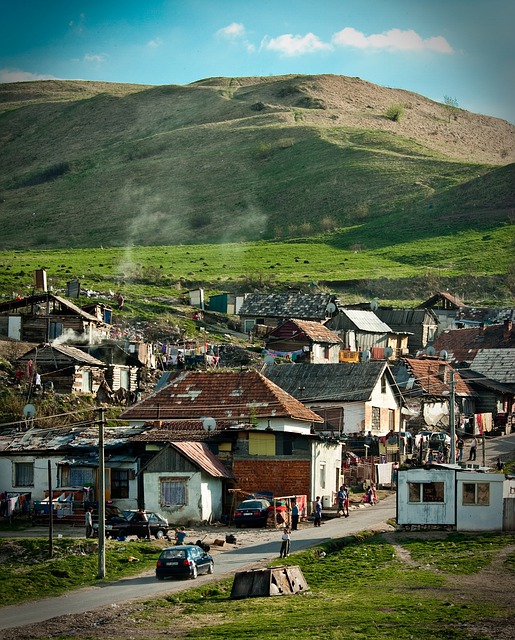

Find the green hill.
[{"left": 0, "top": 74, "right": 514, "bottom": 251}]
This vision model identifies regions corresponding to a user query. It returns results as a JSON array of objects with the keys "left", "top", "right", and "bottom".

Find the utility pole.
[
  {"left": 97, "top": 408, "right": 106, "bottom": 579},
  {"left": 48, "top": 459, "right": 53, "bottom": 558},
  {"left": 449, "top": 370, "right": 456, "bottom": 464}
]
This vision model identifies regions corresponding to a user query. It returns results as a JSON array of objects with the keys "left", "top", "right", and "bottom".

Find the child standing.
[{"left": 279, "top": 527, "right": 291, "bottom": 558}]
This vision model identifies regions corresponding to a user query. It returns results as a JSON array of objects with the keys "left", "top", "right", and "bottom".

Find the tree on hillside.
[{"left": 443, "top": 96, "right": 459, "bottom": 123}]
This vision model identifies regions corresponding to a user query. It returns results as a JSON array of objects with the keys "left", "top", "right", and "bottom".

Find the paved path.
[{"left": 0, "top": 498, "right": 396, "bottom": 631}]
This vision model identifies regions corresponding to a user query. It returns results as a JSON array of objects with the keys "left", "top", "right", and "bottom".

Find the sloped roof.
[
  {"left": 433, "top": 324, "right": 515, "bottom": 364},
  {"left": 469, "top": 349, "right": 515, "bottom": 385},
  {"left": 374, "top": 308, "right": 438, "bottom": 327},
  {"left": 263, "top": 362, "right": 389, "bottom": 403},
  {"left": 119, "top": 370, "right": 323, "bottom": 423},
  {"left": 171, "top": 442, "right": 234, "bottom": 478},
  {"left": 238, "top": 293, "right": 335, "bottom": 320},
  {"left": 268, "top": 319, "right": 342, "bottom": 344},
  {"left": 339, "top": 309, "right": 392, "bottom": 333},
  {"left": 17, "top": 343, "right": 106, "bottom": 366},
  {"left": 129, "top": 419, "right": 234, "bottom": 442},
  {"left": 403, "top": 358, "right": 474, "bottom": 396},
  {"left": 417, "top": 291, "right": 467, "bottom": 310},
  {"left": 0, "top": 293, "right": 104, "bottom": 324}
]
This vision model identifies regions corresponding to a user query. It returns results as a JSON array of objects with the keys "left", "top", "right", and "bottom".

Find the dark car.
[
  {"left": 234, "top": 499, "right": 270, "bottom": 528},
  {"left": 155, "top": 545, "right": 214, "bottom": 580},
  {"left": 94, "top": 507, "right": 169, "bottom": 539}
]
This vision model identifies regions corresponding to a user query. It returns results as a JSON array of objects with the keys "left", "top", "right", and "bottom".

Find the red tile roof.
[
  {"left": 120, "top": 370, "right": 323, "bottom": 423},
  {"left": 433, "top": 324, "right": 515, "bottom": 364},
  {"left": 404, "top": 358, "right": 474, "bottom": 396}
]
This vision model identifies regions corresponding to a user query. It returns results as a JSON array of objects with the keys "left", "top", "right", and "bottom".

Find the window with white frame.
[
  {"left": 408, "top": 481, "right": 444, "bottom": 503},
  {"left": 14, "top": 462, "right": 34, "bottom": 487},
  {"left": 462, "top": 482, "right": 489, "bottom": 506},
  {"left": 160, "top": 477, "right": 187, "bottom": 506}
]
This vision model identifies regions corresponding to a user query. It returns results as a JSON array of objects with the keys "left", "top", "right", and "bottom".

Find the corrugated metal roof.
[
  {"left": 171, "top": 441, "right": 233, "bottom": 479},
  {"left": 340, "top": 309, "right": 392, "bottom": 333},
  {"left": 238, "top": 293, "right": 335, "bottom": 320}
]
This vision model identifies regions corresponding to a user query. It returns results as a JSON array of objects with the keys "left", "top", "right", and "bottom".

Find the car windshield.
[
  {"left": 238, "top": 501, "right": 268, "bottom": 509},
  {"left": 160, "top": 549, "right": 186, "bottom": 560}
]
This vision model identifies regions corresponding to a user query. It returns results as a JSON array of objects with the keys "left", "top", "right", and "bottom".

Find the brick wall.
[{"left": 233, "top": 458, "right": 311, "bottom": 498}]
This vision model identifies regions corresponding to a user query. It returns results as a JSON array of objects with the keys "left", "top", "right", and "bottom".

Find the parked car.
[
  {"left": 155, "top": 545, "right": 214, "bottom": 580},
  {"left": 429, "top": 432, "right": 452, "bottom": 450},
  {"left": 234, "top": 499, "right": 271, "bottom": 528},
  {"left": 93, "top": 507, "right": 169, "bottom": 539}
]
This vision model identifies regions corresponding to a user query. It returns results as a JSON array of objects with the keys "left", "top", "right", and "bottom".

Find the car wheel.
[
  {"left": 156, "top": 574, "right": 165, "bottom": 580},
  {"left": 207, "top": 561, "right": 214, "bottom": 574},
  {"left": 155, "top": 529, "right": 165, "bottom": 539},
  {"left": 190, "top": 564, "right": 198, "bottom": 579}
]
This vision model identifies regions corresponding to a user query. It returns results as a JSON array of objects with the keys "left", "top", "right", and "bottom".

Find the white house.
[{"left": 397, "top": 465, "right": 508, "bottom": 531}]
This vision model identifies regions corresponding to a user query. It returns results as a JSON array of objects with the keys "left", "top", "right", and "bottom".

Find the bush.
[{"left": 385, "top": 103, "right": 405, "bottom": 122}]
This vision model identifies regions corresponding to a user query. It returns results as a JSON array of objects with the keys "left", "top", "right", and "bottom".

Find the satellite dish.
[
  {"left": 361, "top": 349, "right": 371, "bottom": 362},
  {"left": 370, "top": 299, "right": 379, "bottom": 311},
  {"left": 201, "top": 417, "right": 216, "bottom": 432},
  {"left": 23, "top": 404, "right": 36, "bottom": 419},
  {"left": 440, "top": 349, "right": 449, "bottom": 361},
  {"left": 384, "top": 346, "right": 393, "bottom": 358},
  {"left": 263, "top": 355, "right": 275, "bottom": 366},
  {"left": 426, "top": 346, "right": 436, "bottom": 356},
  {"left": 325, "top": 302, "right": 336, "bottom": 314}
]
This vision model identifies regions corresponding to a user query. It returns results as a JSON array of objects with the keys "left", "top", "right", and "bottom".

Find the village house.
[
  {"left": 263, "top": 318, "right": 342, "bottom": 364},
  {"left": 16, "top": 343, "right": 107, "bottom": 396},
  {"left": 119, "top": 369, "right": 342, "bottom": 514},
  {"left": 237, "top": 292, "right": 339, "bottom": 336},
  {"left": 397, "top": 465, "right": 513, "bottom": 532},
  {"left": 393, "top": 358, "right": 476, "bottom": 433},
  {"left": 0, "top": 293, "right": 110, "bottom": 344},
  {"left": 416, "top": 291, "right": 468, "bottom": 334},
  {"left": 373, "top": 307, "right": 438, "bottom": 355}
]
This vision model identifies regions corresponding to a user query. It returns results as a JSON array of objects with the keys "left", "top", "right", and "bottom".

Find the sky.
[{"left": 1, "top": 0, "right": 514, "bottom": 124}]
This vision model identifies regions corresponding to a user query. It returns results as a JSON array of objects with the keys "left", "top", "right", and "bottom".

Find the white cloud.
[
  {"left": 217, "top": 22, "right": 246, "bottom": 39},
  {"left": 332, "top": 27, "right": 453, "bottom": 54},
  {"left": 0, "top": 68, "right": 58, "bottom": 83},
  {"left": 84, "top": 53, "right": 107, "bottom": 64},
  {"left": 147, "top": 37, "right": 163, "bottom": 49},
  {"left": 262, "top": 33, "right": 331, "bottom": 57}
]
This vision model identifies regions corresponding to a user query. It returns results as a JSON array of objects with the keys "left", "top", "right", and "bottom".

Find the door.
[{"left": 8, "top": 316, "right": 21, "bottom": 340}]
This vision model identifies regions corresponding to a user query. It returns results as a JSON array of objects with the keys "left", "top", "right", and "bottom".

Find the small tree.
[
  {"left": 443, "top": 95, "right": 459, "bottom": 122},
  {"left": 385, "top": 103, "right": 405, "bottom": 122}
]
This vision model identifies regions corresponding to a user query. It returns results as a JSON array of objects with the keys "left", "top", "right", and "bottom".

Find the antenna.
[
  {"left": 426, "top": 346, "right": 436, "bottom": 356},
  {"left": 23, "top": 404, "right": 36, "bottom": 419},
  {"left": 370, "top": 299, "right": 379, "bottom": 311},
  {"left": 361, "top": 349, "right": 371, "bottom": 362},
  {"left": 325, "top": 302, "right": 336, "bottom": 315},
  {"left": 439, "top": 349, "right": 449, "bottom": 361},
  {"left": 263, "top": 355, "right": 275, "bottom": 366},
  {"left": 201, "top": 417, "right": 216, "bottom": 433}
]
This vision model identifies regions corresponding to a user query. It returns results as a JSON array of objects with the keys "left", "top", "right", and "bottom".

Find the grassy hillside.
[{"left": 0, "top": 75, "right": 514, "bottom": 252}]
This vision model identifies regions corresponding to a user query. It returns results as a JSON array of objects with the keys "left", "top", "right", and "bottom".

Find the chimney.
[{"left": 439, "top": 364, "right": 448, "bottom": 384}]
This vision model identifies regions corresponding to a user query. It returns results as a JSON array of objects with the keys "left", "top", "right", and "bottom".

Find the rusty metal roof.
[
  {"left": 171, "top": 441, "right": 234, "bottom": 479},
  {"left": 403, "top": 358, "right": 474, "bottom": 397}
]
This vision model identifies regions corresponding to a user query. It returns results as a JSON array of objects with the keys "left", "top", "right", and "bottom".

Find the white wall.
[
  {"left": 397, "top": 468, "right": 455, "bottom": 525},
  {"left": 0, "top": 456, "right": 59, "bottom": 501},
  {"left": 310, "top": 440, "right": 342, "bottom": 504},
  {"left": 143, "top": 470, "right": 223, "bottom": 524},
  {"left": 456, "top": 472, "right": 505, "bottom": 531}
]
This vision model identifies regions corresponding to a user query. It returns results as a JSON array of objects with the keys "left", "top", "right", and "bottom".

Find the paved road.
[
  {"left": 0, "top": 498, "right": 397, "bottom": 631},
  {"left": 1, "top": 433, "right": 513, "bottom": 632}
]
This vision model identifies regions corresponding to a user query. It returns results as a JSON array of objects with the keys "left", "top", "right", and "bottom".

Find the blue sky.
[{"left": 1, "top": 0, "right": 514, "bottom": 123}]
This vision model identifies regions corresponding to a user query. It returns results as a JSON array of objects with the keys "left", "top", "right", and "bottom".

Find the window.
[
  {"left": 161, "top": 478, "right": 187, "bottom": 506},
  {"left": 324, "top": 346, "right": 330, "bottom": 360},
  {"left": 82, "top": 369, "right": 92, "bottom": 393},
  {"left": 60, "top": 465, "right": 95, "bottom": 487},
  {"left": 381, "top": 376, "right": 386, "bottom": 394},
  {"left": 14, "top": 462, "right": 34, "bottom": 487},
  {"left": 320, "top": 462, "right": 326, "bottom": 489},
  {"left": 371, "top": 407, "right": 380, "bottom": 431},
  {"left": 389, "top": 409, "right": 395, "bottom": 431},
  {"left": 111, "top": 469, "right": 129, "bottom": 499},
  {"left": 120, "top": 369, "right": 130, "bottom": 390},
  {"left": 408, "top": 481, "right": 444, "bottom": 503},
  {"left": 462, "top": 483, "right": 489, "bottom": 506}
]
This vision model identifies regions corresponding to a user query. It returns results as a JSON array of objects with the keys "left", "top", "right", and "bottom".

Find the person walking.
[
  {"left": 469, "top": 436, "right": 478, "bottom": 461},
  {"left": 136, "top": 507, "right": 151, "bottom": 539},
  {"left": 85, "top": 507, "right": 93, "bottom": 538},
  {"left": 313, "top": 496, "right": 322, "bottom": 527},
  {"left": 291, "top": 500, "right": 299, "bottom": 531},
  {"left": 279, "top": 527, "right": 291, "bottom": 558},
  {"left": 457, "top": 437, "right": 464, "bottom": 461}
]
